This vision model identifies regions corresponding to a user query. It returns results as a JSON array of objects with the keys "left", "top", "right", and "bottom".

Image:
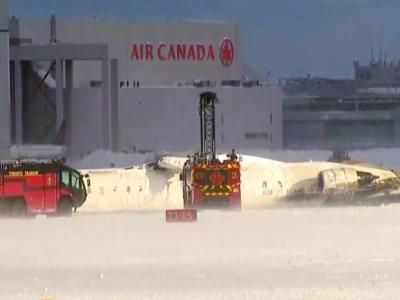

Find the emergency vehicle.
[
  {"left": 0, "top": 159, "right": 87, "bottom": 217},
  {"left": 180, "top": 92, "right": 241, "bottom": 209}
]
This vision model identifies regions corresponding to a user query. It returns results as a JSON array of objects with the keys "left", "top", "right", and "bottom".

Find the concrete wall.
[
  {"left": 18, "top": 19, "right": 242, "bottom": 87},
  {"left": 70, "top": 86, "right": 283, "bottom": 158},
  {"left": 70, "top": 88, "right": 104, "bottom": 157},
  {"left": 0, "top": 0, "right": 10, "bottom": 156}
]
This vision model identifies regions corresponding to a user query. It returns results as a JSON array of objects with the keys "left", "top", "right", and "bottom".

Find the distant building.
[
  {"left": 281, "top": 59, "right": 400, "bottom": 150},
  {"left": 354, "top": 59, "right": 400, "bottom": 82}
]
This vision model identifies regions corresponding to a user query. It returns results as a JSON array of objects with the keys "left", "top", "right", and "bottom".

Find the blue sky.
[{"left": 9, "top": 0, "right": 400, "bottom": 80}]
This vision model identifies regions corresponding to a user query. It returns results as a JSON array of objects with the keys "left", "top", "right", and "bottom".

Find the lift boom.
[{"left": 199, "top": 91, "right": 217, "bottom": 160}]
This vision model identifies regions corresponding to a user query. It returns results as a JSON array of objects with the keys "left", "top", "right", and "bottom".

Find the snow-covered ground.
[
  {"left": 1, "top": 207, "right": 400, "bottom": 299},
  {"left": 2, "top": 148, "right": 400, "bottom": 299}
]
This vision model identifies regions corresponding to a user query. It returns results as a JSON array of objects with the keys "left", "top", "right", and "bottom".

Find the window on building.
[{"left": 245, "top": 132, "right": 269, "bottom": 140}]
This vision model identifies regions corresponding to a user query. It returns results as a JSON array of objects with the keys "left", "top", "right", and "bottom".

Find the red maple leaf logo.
[
  {"left": 209, "top": 171, "right": 226, "bottom": 185},
  {"left": 219, "top": 38, "right": 234, "bottom": 67}
]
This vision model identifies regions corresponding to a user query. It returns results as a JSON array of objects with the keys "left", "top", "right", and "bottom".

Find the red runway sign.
[{"left": 166, "top": 209, "right": 197, "bottom": 222}]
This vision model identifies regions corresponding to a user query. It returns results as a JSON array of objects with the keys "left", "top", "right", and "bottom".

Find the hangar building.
[{"left": 0, "top": 0, "right": 283, "bottom": 159}]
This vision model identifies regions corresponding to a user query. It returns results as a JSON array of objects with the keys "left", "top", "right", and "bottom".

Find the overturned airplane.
[{"left": 79, "top": 153, "right": 400, "bottom": 212}]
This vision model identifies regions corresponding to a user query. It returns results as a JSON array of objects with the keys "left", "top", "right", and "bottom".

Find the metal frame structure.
[
  {"left": 9, "top": 43, "right": 112, "bottom": 151},
  {"left": 199, "top": 91, "right": 217, "bottom": 160}
]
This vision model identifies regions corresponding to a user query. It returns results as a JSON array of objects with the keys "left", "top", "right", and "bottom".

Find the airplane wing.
[
  {"left": 283, "top": 160, "right": 400, "bottom": 202},
  {"left": 155, "top": 156, "right": 187, "bottom": 172},
  {"left": 329, "top": 161, "right": 400, "bottom": 194}
]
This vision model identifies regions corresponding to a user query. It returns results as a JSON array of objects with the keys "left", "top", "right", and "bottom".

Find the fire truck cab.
[
  {"left": 180, "top": 92, "right": 242, "bottom": 209},
  {"left": 0, "top": 159, "right": 87, "bottom": 217}
]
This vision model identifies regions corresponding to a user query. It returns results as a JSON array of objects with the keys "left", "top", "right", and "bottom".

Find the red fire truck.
[
  {"left": 0, "top": 159, "right": 87, "bottom": 217},
  {"left": 182, "top": 158, "right": 241, "bottom": 208},
  {"left": 180, "top": 92, "right": 242, "bottom": 209}
]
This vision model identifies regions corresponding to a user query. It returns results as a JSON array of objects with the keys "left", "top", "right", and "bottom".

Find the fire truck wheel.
[
  {"left": 10, "top": 199, "right": 27, "bottom": 217},
  {"left": 58, "top": 197, "right": 73, "bottom": 216}
]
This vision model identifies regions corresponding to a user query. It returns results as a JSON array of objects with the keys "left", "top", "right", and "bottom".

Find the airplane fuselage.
[{"left": 79, "top": 155, "right": 400, "bottom": 211}]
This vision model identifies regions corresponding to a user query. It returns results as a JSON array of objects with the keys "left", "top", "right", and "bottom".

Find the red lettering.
[
  {"left": 168, "top": 45, "right": 176, "bottom": 60},
  {"left": 187, "top": 45, "right": 195, "bottom": 60},
  {"left": 132, "top": 42, "right": 217, "bottom": 62},
  {"left": 197, "top": 44, "right": 205, "bottom": 60},
  {"left": 140, "top": 44, "right": 144, "bottom": 60},
  {"left": 157, "top": 43, "right": 166, "bottom": 61},
  {"left": 177, "top": 44, "right": 186, "bottom": 60},
  {"left": 131, "top": 44, "right": 140, "bottom": 60},
  {"left": 207, "top": 45, "right": 215, "bottom": 60},
  {"left": 145, "top": 43, "right": 153, "bottom": 60}
]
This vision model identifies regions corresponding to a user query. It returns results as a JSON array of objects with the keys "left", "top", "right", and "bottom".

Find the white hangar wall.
[
  {"left": 70, "top": 86, "right": 283, "bottom": 158},
  {"left": 18, "top": 19, "right": 242, "bottom": 87}
]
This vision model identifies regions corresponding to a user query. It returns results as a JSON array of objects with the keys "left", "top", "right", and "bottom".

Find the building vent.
[
  {"left": 90, "top": 80, "right": 102, "bottom": 87},
  {"left": 221, "top": 80, "right": 241, "bottom": 87},
  {"left": 245, "top": 132, "right": 269, "bottom": 140},
  {"left": 242, "top": 80, "right": 260, "bottom": 88},
  {"left": 192, "top": 80, "right": 216, "bottom": 88}
]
